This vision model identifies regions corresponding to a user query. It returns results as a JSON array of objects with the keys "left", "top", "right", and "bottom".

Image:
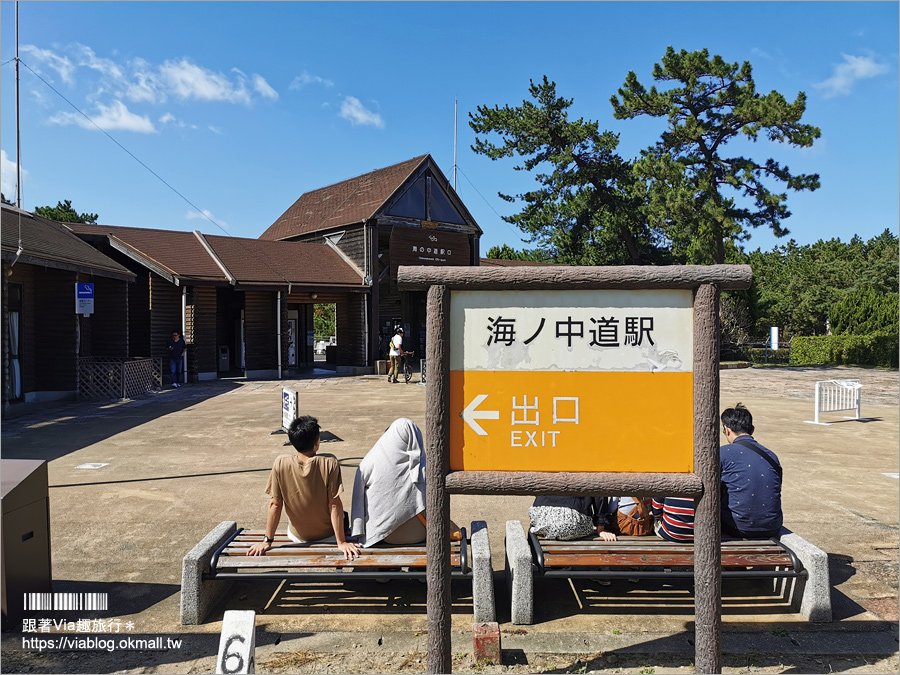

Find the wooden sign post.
[{"left": 398, "top": 265, "right": 752, "bottom": 675}]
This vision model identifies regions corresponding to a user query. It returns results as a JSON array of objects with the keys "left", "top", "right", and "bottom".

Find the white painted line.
[
  {"left": 881, "top": 473, "right": 899, "bottom": 479},
  {"left": 75, "top": 463, "right": 109, "bottom": 470}
]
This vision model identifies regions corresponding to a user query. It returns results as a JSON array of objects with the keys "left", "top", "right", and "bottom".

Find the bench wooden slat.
[
  {"left": 540, "top": 552, "right": 793, "bottom": 568},
  {"left": 216, "top": 553, "right": 461, "bottom": 569},
  {"left": 224, "top": 542, "right": 460, "bottom": 554}
]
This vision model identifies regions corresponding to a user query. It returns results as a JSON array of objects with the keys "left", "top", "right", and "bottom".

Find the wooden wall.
[
  {"left": 150, "top": 274, "right": 183, "bottom": 382},
  {"left": 33, "top": 267, "right": 78, "bottom": 392},
  {"left": 334, "top": 227, "right": 366, "bottom": 270},
  {"left": 244, "top": 291, "right": 276, "bottom": 371},
  {"left": 84, "top": 274, "right": 129, "bottom": 357},
  {"left": 128, "top": 274, "right": 151, "bottom": 357},
  {"left": 336, "top": 293, "right": 366, "bottom": 367},
  {"left": 191, "top": 285, "right": 218, "bottom": 375}
]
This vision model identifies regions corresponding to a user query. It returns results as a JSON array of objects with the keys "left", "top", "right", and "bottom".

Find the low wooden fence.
[{"left": 78, "top": 357, "right": 162, "bottom": 401}]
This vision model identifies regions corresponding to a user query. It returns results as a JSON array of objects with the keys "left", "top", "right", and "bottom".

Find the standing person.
[
  {"left": 167, "top": 329, "right": 186, "bottom": 387},
  {"left": 720, "top": 403, "right": 783, "bottom": 539},
  {"left": 247, "top": 415, "right": 360, "bottom": 560},
  {"left": 386, "top": 326, "right": 405, "bottom": 383}
]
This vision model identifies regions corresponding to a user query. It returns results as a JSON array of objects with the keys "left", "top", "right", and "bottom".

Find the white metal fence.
[{"left": 804, "top": 379, "right": 862, "bottom": 425}]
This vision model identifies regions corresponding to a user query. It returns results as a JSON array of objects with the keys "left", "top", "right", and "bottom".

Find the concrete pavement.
[{"left": 1, "top": 365, "right": 897, "bottom": 672}]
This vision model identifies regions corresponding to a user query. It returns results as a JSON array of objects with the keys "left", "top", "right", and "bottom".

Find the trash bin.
[
  {"left": 2, "top": 459, "right": 52, "bottom": 628},
  {"left": 218, "top": 345, "right": 230, "bottom": 372}
]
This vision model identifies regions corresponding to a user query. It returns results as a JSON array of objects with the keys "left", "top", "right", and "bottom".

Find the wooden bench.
[
  {"left": 504, "top": 520, "right": 830, "bottom": 625},
  {"left": 209, "top": 528, "right": 473, "bottom": 581},
  {"left": 181, "top": 520, "right": 495, "bottom": 624}
]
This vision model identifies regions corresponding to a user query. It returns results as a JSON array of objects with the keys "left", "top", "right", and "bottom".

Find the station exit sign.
[{"left": 448, "top": 289, "right": 695, "bottom": 473}]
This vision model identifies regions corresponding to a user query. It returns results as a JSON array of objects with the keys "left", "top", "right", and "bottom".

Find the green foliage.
[
  {"left": 313, "top": 303, "right": 335, "bottom": 341},
  {"left": 485, "top": 244, "right": 551, "bottom": 262},
  {"left": 33, "top": 199, "right": 99, "bottom": 224},
  {"left": 791, "top": 334, "right": 899, "bottom": 368},
  {"left": 470, "top": 76, "right": 668, "bottom": 266},
  {"left": 744, "top": 231, "right": 899, "bottom": 339},
  {"left": 746, "top": 347, "right": 791, "bottom": 364},
  {"left": 829, "top": 288, "right": 899, "bottom": 336},
  {"left": 611, "top": 47, "right": 821, "bottom": 264}
]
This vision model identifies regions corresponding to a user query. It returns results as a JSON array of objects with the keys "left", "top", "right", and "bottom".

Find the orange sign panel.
[{"left": 449, "top": 371, "right": 694, "bottom": 472}]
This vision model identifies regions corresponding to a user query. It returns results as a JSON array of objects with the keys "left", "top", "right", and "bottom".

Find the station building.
[{"left": 2, "top": 155, "right": 482, "bottom": 408}]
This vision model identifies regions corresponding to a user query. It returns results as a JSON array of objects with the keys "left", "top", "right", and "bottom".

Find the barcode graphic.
[{"left": 24, "top": 593, "right": 108, "bottom": 611}]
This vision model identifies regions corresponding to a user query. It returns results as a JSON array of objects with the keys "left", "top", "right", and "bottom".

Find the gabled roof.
[
  {"left": 66, "top": 222, "right": 230, "bottom": 285},
  {"left": 202, "top": 235, "right": 364, "bottom": 288},
  {"left": 1, "top": 205, "right": 135, "bottom": 281},
  {"left": 260, "top": 155, "right": 433, "bottom": 241},
  {"left": 65, "top": 222, "right": 366, "bottom": 290}
]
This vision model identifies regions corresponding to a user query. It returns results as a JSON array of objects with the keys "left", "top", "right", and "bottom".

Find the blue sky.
[{"left": 1, "top": 2, "right": 897, "bottom": 255}]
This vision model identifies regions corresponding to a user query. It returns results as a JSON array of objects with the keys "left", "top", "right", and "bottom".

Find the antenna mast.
[
  {"left": 453, "top": 97, "right": 457, "bottom": 192},
  {"left": 16, "top": 0, "right": 22, "bottom": 207}
]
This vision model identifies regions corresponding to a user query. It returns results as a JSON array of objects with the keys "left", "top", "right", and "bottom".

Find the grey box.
[{"left": 2, "top": 459, "right": 52, "bottom": 626}]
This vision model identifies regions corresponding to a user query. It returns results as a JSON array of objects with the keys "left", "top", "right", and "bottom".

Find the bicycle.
[{"left": 401, "top": 351, "right": 415, "bottom": 384}]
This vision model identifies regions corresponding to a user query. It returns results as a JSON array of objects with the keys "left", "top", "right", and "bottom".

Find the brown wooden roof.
[
  {"left": 1, "top": 206, "right": 135, "bottom": 280},
  {"left": 66, "top": 222, "right": 231, "bottom": 284},
  {"left": 260, "top": 155, "right": 429, "bottom": 241},
  {"left": 202, "top": 235, "right": 364, "bottom": 288},
  {"left": 64, "top": 222, "right": 365, "bottom": 290}
]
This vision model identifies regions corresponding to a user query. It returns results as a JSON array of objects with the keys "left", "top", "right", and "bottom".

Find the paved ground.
[{"left": 1, "top": 365, "right": 897, "bottom": 673}]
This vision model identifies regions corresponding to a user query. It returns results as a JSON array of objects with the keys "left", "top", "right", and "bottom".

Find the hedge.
[
  {"left": 790, "top": 334, "right": 899, "bottom": 368},
  {"left": 746, "top": 347, "right": 791, "bottom": 364}
]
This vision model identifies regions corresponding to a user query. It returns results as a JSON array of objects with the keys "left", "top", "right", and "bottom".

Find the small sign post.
[
  {"left": 770, "top": 326, "right": 779, "bottom": 351},
  {"left": 282, "top": 387, "right": 299, "bottom": 432},
  {"left": 75, "top": 283, "right": 94, "bottom": 317},
  {"left": 271, "top": 387, "right": 299, "bottom": 441}
]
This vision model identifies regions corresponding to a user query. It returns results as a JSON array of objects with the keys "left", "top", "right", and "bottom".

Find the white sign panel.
[
  {"left": 75, "top": 283, "right": 94, "bottom": 316},
  {"left": 282, "top": 387, "right": 299, "bottom": 431},
  {"left": 770, "top": 326, "right": 779, "bottom": 351},
  {"left": 450, "top": 289, "right": 693, "bottom": 372}
]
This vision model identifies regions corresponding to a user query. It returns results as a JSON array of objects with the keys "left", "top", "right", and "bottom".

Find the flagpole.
[{"left": 453, "top": 97, "right": 457, "bottom": 192}]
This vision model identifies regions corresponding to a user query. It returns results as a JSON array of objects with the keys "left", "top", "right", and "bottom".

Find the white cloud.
[
  {"left": 158, "top": 59, "right": 252, "bottom": 104},
  {"left": 50, "top": 100, "right": 157, "bottom": 133},
  {"left": 252, "top": 74, "right": 278, "bottom": 100},
  {"left": 186, "top": 208, "right": 230, "bottom": 231},
  {"left": 20, "top": 45, "right": 76, "bottom": 84},
  {"left": 159, "top": 112, "right": 176, "bottom": 124},
  {"left": 339, "top": 96, "right": 384, "bottom": 128},
  {"left": 208, "top": 125, "right": 224, "bottom": 135},
  {"left": 75, "top": 45, "right": 124, "bottom": 82},
  {"left": 1, "top": 150, "right": 27, "bottom": 199},
  {"left": 814, "top": 53, "right": 889, "bottom": 98},
  {"left": 289, "top": 70, "right": 334, "bottom": 90},
  {"left": 750, "top": 47, "right": 771, "bottom": 60}
]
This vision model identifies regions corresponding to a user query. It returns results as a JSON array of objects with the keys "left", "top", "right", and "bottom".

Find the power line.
[
  {"left": 15, "top": 58, "right": 292, "bottom": 287},
  {"left": 454, "top": 164, "right": 525, "bottom": 241}
]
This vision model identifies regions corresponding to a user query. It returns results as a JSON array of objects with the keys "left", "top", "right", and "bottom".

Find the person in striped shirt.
[{"left": 650, "top": 496, "right": 695, "bottom": 542}]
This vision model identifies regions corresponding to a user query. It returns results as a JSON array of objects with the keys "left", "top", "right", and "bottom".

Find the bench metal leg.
[
  {"left": 181, "top": 521, "right": 237, "bottom": 625},
  {"left": 505, "top": 520, "right": 533, "bottom": 625},
  {"left": 470, "top": 520, "right": 496, "bottom": 623},
  {"left": 780, "top": 528, "right": 832, "bottom": 622}
]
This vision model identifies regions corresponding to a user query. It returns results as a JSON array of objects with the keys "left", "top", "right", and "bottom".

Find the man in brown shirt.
[{"left": 247, "top": 416, "right": 360, "bottom": 560}]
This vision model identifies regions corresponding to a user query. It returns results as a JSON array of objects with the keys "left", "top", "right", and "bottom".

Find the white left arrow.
[{"left": 461, "top": 394, "right": 500, "bottom": 436}]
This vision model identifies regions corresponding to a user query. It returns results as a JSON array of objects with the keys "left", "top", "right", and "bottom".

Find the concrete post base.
[
  {"left": 181, "top": 521, "right": 236, "bottom": 625},
  {"left": 504, "top": 520, "right": 533, "bottom": 625}
]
